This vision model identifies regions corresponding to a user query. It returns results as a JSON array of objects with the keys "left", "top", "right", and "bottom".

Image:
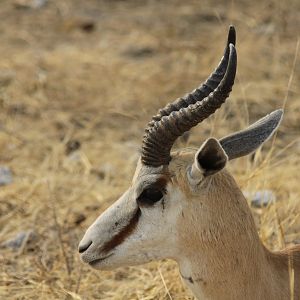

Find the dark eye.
[{"left": 137, "top": 188, "right": 164, "bottom": 206}]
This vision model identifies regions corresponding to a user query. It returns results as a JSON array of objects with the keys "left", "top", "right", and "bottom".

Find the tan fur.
[
  {"left": 169, "top": 151, "right": 300, "bottom": 300},
  {"left": 80, "top": 147, "right": 299, "bottom": 299}
]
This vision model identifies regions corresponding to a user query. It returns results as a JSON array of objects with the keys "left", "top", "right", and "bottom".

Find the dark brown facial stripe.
[{"left": 101, "top": 208, "right": 141, "bottom": 253}]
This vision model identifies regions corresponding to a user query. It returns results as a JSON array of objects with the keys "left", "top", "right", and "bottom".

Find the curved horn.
[
  {"left": 147, "top": 26, "right": 236, "bottom": 129},
  {"left": 141, "top": 44, "right": 237, "bottom": 167}
]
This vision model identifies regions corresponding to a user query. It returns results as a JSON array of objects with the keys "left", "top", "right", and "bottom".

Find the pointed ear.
[
  {"left": 219, "top": 109, "right": 283, "bottom": 160},
  {"left": 190, "top": 138, "right": 228, "bottom": 180}
]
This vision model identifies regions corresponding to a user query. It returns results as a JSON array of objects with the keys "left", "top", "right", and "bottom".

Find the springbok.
[{"left": 79, "top": 26, "right": 300, "bottom": 299}]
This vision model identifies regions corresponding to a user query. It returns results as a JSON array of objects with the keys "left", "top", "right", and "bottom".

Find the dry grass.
[{"left": 0, "top": 0, "right": 299, "bottom": 299}]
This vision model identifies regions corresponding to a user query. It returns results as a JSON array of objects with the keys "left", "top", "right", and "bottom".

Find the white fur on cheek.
[
  {"left": 80, "top": 182, "right": 186, "bottom": 269},
  {"left": 115, "top": 185, "right": 184, "bottom": 262}
]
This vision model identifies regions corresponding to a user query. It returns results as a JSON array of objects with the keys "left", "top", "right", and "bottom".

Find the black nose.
[{"left": 78, "top": 240, "right": 92, "bottom": 253}]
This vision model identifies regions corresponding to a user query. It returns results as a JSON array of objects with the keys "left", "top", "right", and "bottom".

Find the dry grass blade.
[
  {"left": 48, "top": 182, "right": 72, "bottom": 278},
  {"left": 282, "top": 38, "right": 300, "bottom": 110},
  {"left": 158, "top": 267, "right": 173, "bottom": 300}
]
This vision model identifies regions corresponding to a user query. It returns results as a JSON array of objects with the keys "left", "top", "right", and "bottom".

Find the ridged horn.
[
  {"left": 146, "top": 26, "right": 236, "bottom": 129},
  {"left": 141, "top": 43, "right": 237, "bottom": 167}
]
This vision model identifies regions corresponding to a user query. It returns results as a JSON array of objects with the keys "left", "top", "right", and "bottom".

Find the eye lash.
[{"left": 143, "top": 184, "right": 167, "bottom": 194}]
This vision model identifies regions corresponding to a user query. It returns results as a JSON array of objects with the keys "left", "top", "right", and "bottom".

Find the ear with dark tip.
[
  {"left": 191, "top": 138, "right": 228, "bottom": 179},
  {"left": 219, "top": 109, "right": 283, "bottom": 160}
]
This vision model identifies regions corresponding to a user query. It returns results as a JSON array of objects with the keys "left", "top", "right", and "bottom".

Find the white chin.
[
  {"left": 87, "top": 259, "right": 115, "bottom": 270},
  {"left": 85, "top": 252, "right": 154, "bottom": 270}
]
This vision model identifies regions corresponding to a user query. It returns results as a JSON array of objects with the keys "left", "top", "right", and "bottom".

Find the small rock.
[
  {"left": 0, "top": 230, "right": 36, "bottom": 250},
  {"left": 32, "top": 0, "right": 47, "bottom": 8},
  {"left": 65, "top": 140, "right": 81, "bottom": 155},
  {"left": 80, "top": 21, "right": 96, "bottom": 33},
  {"left": 244, "top": 190, "right": 276, "bottom": 208},
  {"left": 0, "top": 166, "right": 13, "bottom": 186},
  {"left": 14, "top": 0, "right": 47, "bottom": 9}
]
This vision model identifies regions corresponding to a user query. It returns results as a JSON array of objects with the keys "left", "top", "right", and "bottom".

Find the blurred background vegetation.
[{"left": 0, "top": 0, "right": 299, "bottom": 299}]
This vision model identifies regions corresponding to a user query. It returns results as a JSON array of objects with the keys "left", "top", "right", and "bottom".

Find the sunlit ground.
[{"left": 0, "top": 0, "right": 299, "bottom": 299}]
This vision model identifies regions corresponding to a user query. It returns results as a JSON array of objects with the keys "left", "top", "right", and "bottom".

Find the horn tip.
[{"left": 227, "top": 25, "right": 236, "bottom": 46}]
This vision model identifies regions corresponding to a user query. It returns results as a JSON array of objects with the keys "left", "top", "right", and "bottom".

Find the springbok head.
[{"left": 79, "top": 26, "right": 283, "bottom": 270}]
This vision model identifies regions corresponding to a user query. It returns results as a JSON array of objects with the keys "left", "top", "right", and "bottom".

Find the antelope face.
[
  {"left": 78, "top": 26, "right": 283, "bottom": 271},
  {"left": 78, "top": 160, "right": 187, "bottom": 270}
]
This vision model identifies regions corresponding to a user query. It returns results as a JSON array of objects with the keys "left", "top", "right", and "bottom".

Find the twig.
[
  {"left": 282, "top": 38, "right": 300, "bottom": 110},
  {"left": 48, "top": 181, "right": 72, "bottom": 277},
  {"left": 268, "top": 37, "right": 300, "bottom": 159},
  {"left": 158, "top": 267, "right": 173, "bottom": 300},
  {"left": 74, "top": 263, "right": 83, "bottom": 294}
]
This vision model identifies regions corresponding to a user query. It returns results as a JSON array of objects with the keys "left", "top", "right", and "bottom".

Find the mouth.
[{"left": 88, "top": 253, "right": 114, "bottom": 267}]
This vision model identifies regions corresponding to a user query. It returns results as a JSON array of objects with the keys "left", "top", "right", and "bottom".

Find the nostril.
[{"left": 78, "top": 240, "right": 93, "bottom": 253}]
